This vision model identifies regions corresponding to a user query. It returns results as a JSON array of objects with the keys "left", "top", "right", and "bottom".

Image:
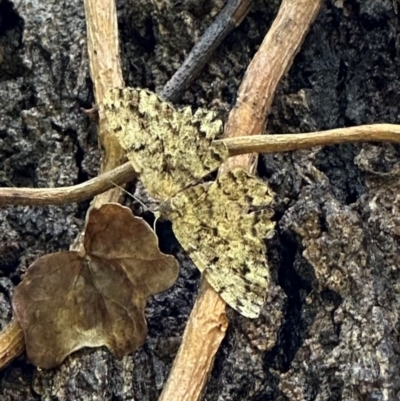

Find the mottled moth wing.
[
  {"left": 103, "top": 88, "right": 228, "bottom": 201},
  {"left": 161, "top": 168, "right": 275, "bottom": 318}
]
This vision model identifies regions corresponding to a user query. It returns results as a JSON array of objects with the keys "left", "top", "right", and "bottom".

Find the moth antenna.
[
  {"left": 107, "top": 180, "right": 150, "bottom": 212},
  {"left": 153, "top": 210, "right": 161, "bottom": 232}
]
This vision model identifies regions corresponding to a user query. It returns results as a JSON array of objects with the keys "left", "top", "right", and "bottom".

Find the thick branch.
[
  {"left": 84, "top": 0, "right": 126, "bottom": 206},
  {"left": 158, "top": 280, "right": 227, "bottom": 401}
]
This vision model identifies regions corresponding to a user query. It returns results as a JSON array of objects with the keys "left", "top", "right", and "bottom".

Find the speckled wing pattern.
[
  {"left": 103, "top": 88, "right": 228, "bottom": 200},
  {"left": 160, "top": 168, "right": 275, "bottom": 318}
]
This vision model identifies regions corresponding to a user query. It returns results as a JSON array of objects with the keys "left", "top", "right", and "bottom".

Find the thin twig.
[
  {"left": 158, "top": 1, "right": 323, "bottom": 401},
  {"left": 1, "top": 124, "right": 399, "bottom": 207},
  {"left": 160, "top": 0, "right": 253, "bottom": 103},
  {"left": 217, "top": 124, "right": 400, "bottom": 155},
  {"left": 0, "top": 162, "right": 136, "bottom": 206}
]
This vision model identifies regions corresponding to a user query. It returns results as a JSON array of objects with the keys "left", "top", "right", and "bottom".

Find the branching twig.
[
  {"left": 159, "top": 1, "right": 323, "bottom": 401},
  {"left": 160, "top": 0, "right": 253, "bottom": 103},
  {"left": 0, "top": 162, "right": 135, "bottom": 206}
]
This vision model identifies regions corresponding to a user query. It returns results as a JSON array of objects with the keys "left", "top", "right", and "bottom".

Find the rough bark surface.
[{"left": 0, "top": 0, "right": 400, "bottom": 400}]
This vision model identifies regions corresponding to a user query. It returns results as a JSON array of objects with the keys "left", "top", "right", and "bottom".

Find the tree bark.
[{"left": 0, "top": 0, "right": 400, "bottom": 400}]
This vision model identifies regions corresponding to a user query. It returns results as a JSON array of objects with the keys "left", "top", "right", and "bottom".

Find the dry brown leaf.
[
  {"left": 12, "top": 203, "right": 179, "bottom": 369},
  {"left": 161, "top": 168, "right": 275, "bottom": 318}
]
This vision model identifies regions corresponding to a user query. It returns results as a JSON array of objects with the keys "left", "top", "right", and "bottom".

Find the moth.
[{"left": 103, "top": 88, "right": 275, "bottom": 318}]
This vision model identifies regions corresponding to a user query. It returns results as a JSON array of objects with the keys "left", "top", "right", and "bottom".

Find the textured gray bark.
[{"left": 0, "top": 0, "right": 400, "bottom": 400}]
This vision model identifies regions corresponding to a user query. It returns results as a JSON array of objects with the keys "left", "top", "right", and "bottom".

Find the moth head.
[{"left": 158, "top": 197, "right": 186, "bottom": 221}]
